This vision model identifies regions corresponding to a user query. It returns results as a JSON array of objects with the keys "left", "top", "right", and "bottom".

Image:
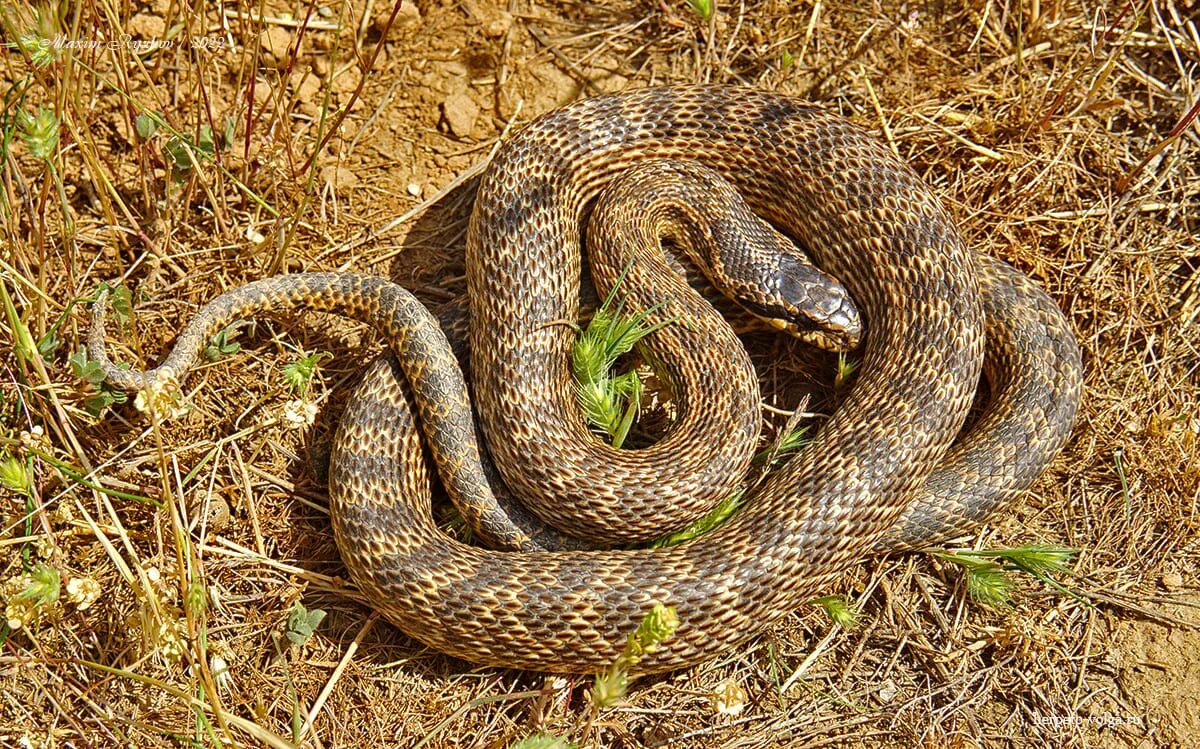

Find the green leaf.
[
  {"left": 631, "top": 603, "right": 679, "bottom": 654},
  {"left": 70, "top": 346, "right": 129, "bottom": 415},
  {"left": 164, "top": 128, "right": 216, "bottom": 175},
  {"left": 36, "top": 329, "right": 60, "bottom": 362},
  {"left": 135, "top": 111, "right": 164, "bottom": 140},
  {"left": 754, "top": 425, "right": 809, "bottom": 465},
  {"left": 0, "top": 280, "right": 38, "bottom": 363},
  {"left": 96, "top": 283, "right": 133, "bottom": 328},
  {"left": 931, "top": 545, "right": 1079, "bottom": 609},
  {"left": 591, "top": 665, "right": 629, "bottom": 708},
  {"left": 197, "top": 125, "right": 216, "bottom": 156},
  {"left": 975, "top": 545, "right": 1078, "bottom": 577},
  {"left": 931, "top": 550, "right": 1013, "bottom": 609},
  {"left": 284, "top": 602, "right": 326, "bottom": 646},
  {"left": 185, "top": 577, "right": 207, "bottom": 615},
  {"left": 688, "top": 0, "right": 714, "bottom": 21},
  {"left": 82, "top": 390, "right": 125, "bottom": 416},
  {"left": 17, "top": 33, "right": 59, "bottom": 68},
  {"left": 834, "top": 351, "right": 857, "bottom": 389},
  {"left": 813, "top": 595, "right": 859, "bottom": 629},
  {"left": 204, "top": 325, "right": 241, "bottom": 361},
  {"left": 653, "top": 490, "right": 745, "bottom": 547},
  {"left": 164, "top": 135, "right": 192, "bottom": 170},
  {"left": 965, "top": 562, "right": 1013, "bottom": 609},
  {"left": 69, "top": 347, "right": 107, "bottom": 385},
  {"left": 590, "top": 604, "right": 679, "bottom": 707},
  {"left": 570, "top": 271, "right": 677, "bottom": 446},
  {"left": 281, "top": 351, "right": 331, "bottom": 395}
]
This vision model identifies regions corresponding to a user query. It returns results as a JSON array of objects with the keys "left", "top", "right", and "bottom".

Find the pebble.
[
  {"left": 259, "top": 26, "right": 293, "bottom": 68},
  {"left": 127, "top": 13, "right": 165, "bottom": 40},
  {"left": 442, "top": 93, "right": 479, "bottom": 138},
  {"left": 375, "top": 0, "right": 422, "bottom": 31}
]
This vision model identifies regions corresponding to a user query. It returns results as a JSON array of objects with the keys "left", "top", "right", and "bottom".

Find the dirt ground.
[{"left": 1, "top": 0, "right": 1198, "bottom": 747}]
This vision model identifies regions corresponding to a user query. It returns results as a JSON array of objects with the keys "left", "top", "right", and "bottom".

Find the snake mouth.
[
  {"left": 736, "top": 298, "right": 863, "bottom": 352},
  {"left": 795, "top": 322, "right": 862, "bottom": 352}
]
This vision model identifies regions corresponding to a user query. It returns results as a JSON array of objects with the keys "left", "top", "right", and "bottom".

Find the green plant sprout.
[
  {"left": 591, "top": 603, "right": 679, "bottom": 707},
  {"left": 931, "top": 545, "right": 1079, "bottom": 609}
]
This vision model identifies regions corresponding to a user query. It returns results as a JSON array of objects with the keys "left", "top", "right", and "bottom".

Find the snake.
[{"left": 88, "top": 85, "right": 1082, "bottom": 674}]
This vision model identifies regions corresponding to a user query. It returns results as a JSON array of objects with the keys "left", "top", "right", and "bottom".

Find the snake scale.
[{"left": 90, "top": 85, "right": 1082, "bottom": 673}]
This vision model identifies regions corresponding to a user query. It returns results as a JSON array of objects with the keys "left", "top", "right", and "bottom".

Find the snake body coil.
[{"left": 90, "top": 86, "right": 1082, "bottom": 673}]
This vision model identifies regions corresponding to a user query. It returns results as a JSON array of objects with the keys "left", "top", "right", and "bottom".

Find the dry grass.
[{"left": 1, "top": 0, "right": 1198, "bottom": 747}]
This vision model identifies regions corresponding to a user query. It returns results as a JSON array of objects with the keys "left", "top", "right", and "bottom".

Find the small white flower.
[
  {"left": 244, "top": 225, "right": 265, "bottom": 244},
  {"left": 282, "top": 399, "right": 318, "bottom": 429},
  {"left": 52, "top": 501, "right": 75, "bottom": 524},
  {"left": 66, "top": 577, "right": 102, "bottom": 610},
  {"left": 710, "top": 678, "right": 748, "bottom": 716},
  {"left": 19, "top": 425, "right": 51, "bottom": 454},
  {"left": 134, "top": 372, "right": 188, "bottom": 420},
  {"left": 156, "top": 617, "right": 185, "bottom": 662},
  {"left": 211, "top": 653, "right": 234, "bottom": 694},
  {"left": 32, "top": 536, "right": 54, "bottom": 560}
]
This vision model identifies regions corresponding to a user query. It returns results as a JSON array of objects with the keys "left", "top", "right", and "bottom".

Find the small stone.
[
  {"left": 296, "top": 73, "right": 323, "bottom": 113},
  {"left": 440, "top": 60, "right": 470, "bottom": 79},
  {"left": 407, "top": 183, "right": 422, "bottom": 197},
  {"left": 441, "top": 93, "right": 479, "bottom": 138},
  {"left": 320, "top": 165, "right": 359, "bottom": 188},
  {"left": 599, "top": 73, "right": 629, "bottom": 93},
  {"left": 331, "top": 64, "right": 362, "bottom": 95},
  {"left": 251, "top": 78, "right": 274, "bottom": 107},
  {"left": 482, "top": 11, "right": 512, "bottom": 38},
  {"left": 1161, "top": 571, "right": 1184, "bottom": 590},
  {"left": 399, "top": 1, "right": 422, "bottom": 26},
  {"left": 128, "top": 13, "right": 165, "bottom": 40},
  {"left": 877, "top": 678, "right": 897, "bottom": 703},
  {"left": 205, "top": 496, "right": 231, "bottom": 533},
  {"left": 376, "top": 1, "right": 421, "bottom": 32},
  {"left": 259, "top": 26, "right": 293, "bottom": 68},
  {"left": 463, "top": 0, "right": 509, "bottom": 37}
]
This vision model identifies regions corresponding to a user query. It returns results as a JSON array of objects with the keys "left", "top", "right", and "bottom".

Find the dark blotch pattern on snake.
[{"left": 89, "top": 85, "right": 1082, "bottom": 673}]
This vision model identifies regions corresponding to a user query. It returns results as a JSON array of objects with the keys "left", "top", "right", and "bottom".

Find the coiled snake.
[{"left": 89, "top": 85, "right": 1082, "bottom": 673}]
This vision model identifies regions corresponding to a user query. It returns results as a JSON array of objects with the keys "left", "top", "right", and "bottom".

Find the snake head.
[{"left": 736, "top": 254, "right": 862, "bottom": 352}]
